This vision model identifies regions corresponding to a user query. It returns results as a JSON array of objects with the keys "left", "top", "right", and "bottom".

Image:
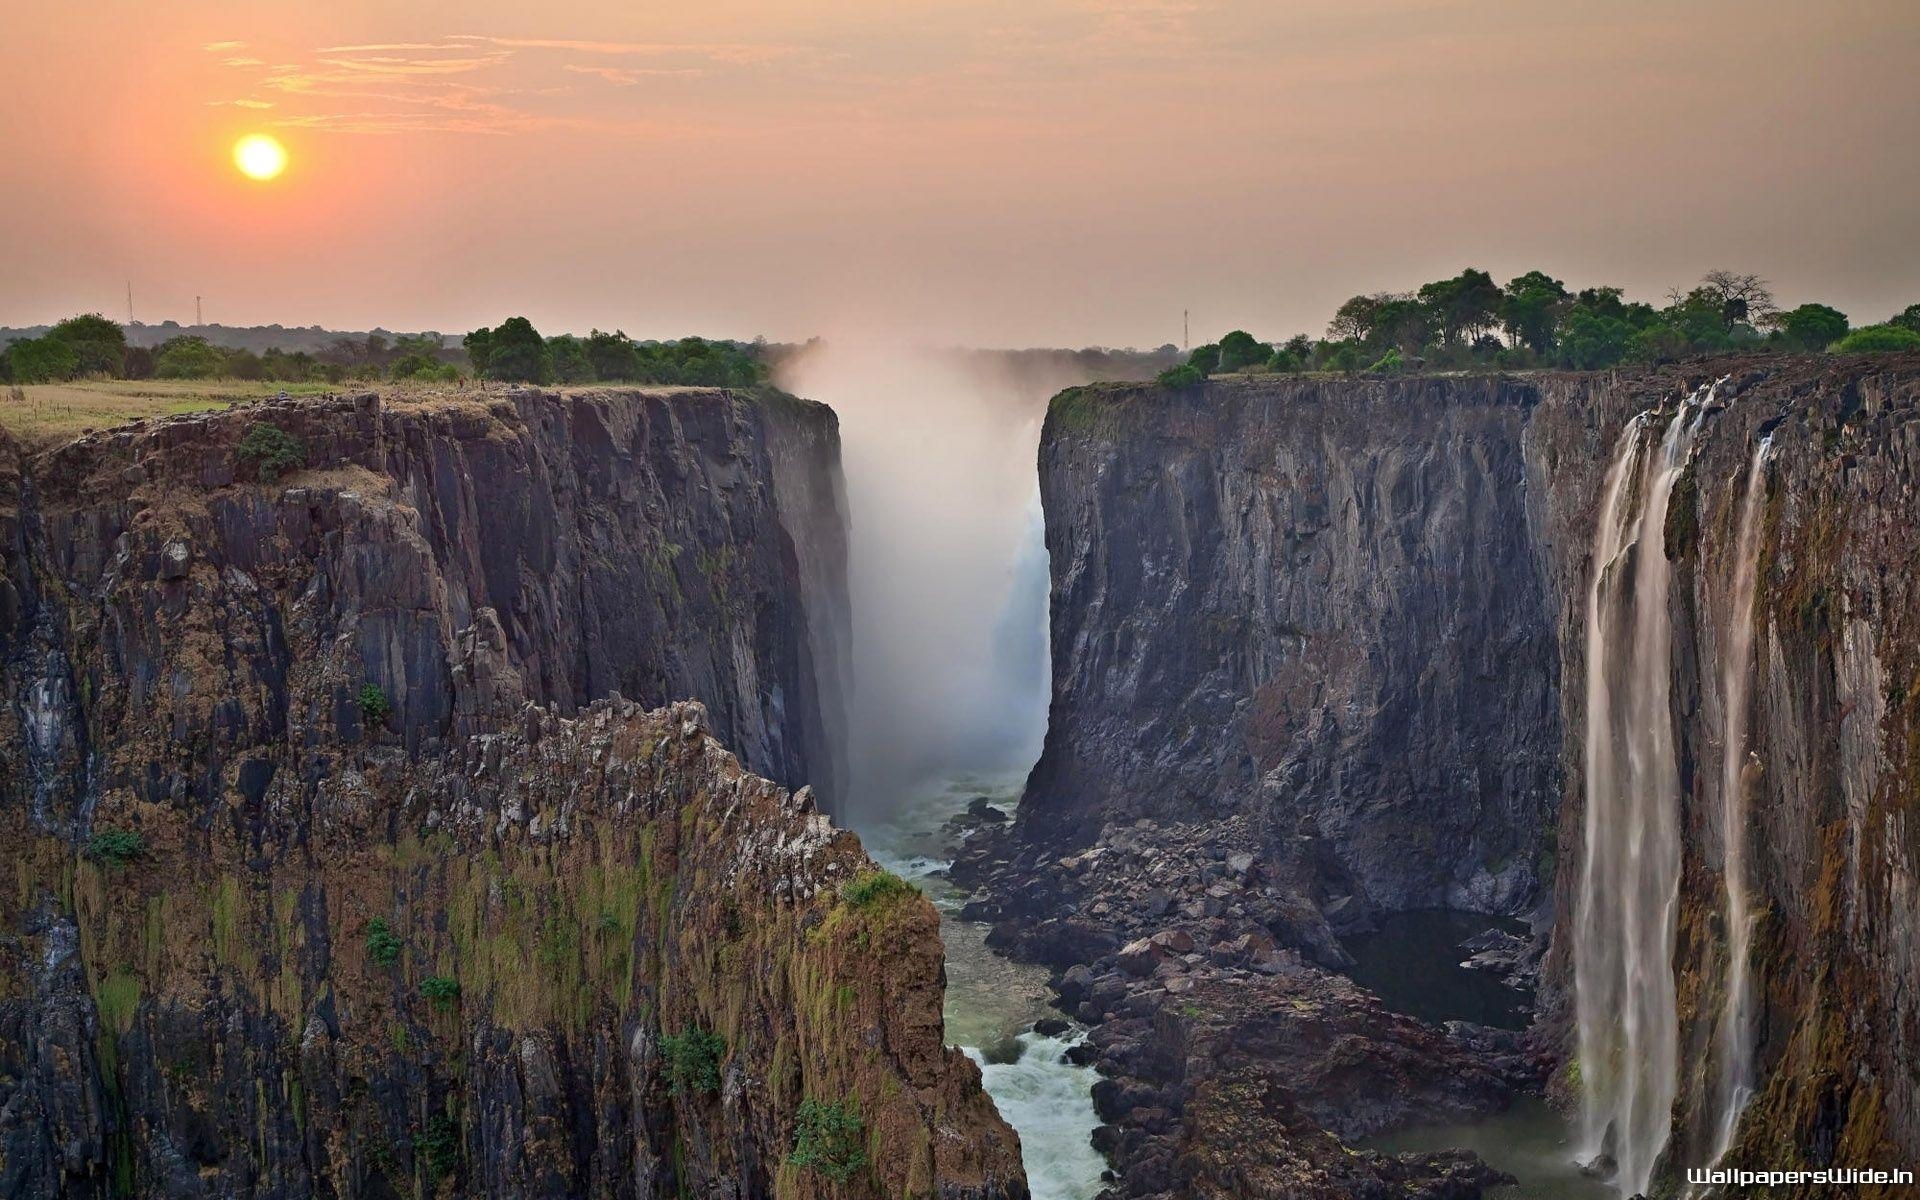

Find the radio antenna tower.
[
  {"left": 126, "top": 282, "right": 134, "bottom": 325},
  {"left": 1183, "top": 309, "right": 1189, "bottom": 352},
  {"left": 196, "top": 296, "right": 204, "bottom": 327}
]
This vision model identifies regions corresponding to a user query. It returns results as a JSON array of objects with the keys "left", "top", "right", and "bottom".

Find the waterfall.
[
  {"left": 1710, "top": 434, "right": 1772, "bottom": 1161},
  {"left": 1575, "top": 385, "right": 1712, "bottom": 1197}
]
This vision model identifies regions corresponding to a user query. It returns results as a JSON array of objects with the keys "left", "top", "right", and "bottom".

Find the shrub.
[
  {"left": 1155, "top": 364, "right": 1205, "bottom": 389},
  {"left": 1366, "top": 348, "right": 1405, "bottom": 374},
  {"left": 789, "top": 1097, "right": 868, "bottom": 1184},
  {"left": 356, "top": 684, "right": 392, "bottom": 727},
  {"left": 86, "top": 828, "right": 144, "bottom": 866},
  {"left": 840, "top": 870, "right": 915, "bottom": 909},
  {"left": 420, "top": 975, "right": 460, "bottom": 1011},
  {"left": 660, "top": 1027, "right": 727, "bottom": 1096},
  {"left": 418, "top": 1113, "right": 461, "bottom": 1182},
  {"left": 1831, "top": 325, "right": 1920, "bottom": 354},
  {"left": 235, "top": 423, "right": 307, "bottom": 482},
  {"left": 366, "top": 917, "right": 402, "bottom": 967}
]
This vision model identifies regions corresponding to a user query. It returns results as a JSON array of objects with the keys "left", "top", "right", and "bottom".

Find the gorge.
[{"left": 3, "top": 351, "right": 1919, "bottom": 1200}]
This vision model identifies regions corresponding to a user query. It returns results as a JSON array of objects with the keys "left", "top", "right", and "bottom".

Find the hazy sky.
[{"left": 4, "top": 0, "right": 1916, "bottom": 346}]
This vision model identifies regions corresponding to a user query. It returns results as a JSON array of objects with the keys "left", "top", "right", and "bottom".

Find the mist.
[{"left": 778, "top": 342, "right": 1098, "bottom": 826}]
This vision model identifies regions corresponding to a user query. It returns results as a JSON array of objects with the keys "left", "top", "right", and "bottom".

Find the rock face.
[
  {"left": 1021, "top": 377, "right": 1567, "bottom": 924},
  {"left": 992, "top": 357, "right": 1920, "bottom": 1197},
  {"left": 0, "top": 390, "right": 1023, "bottom": 1198}
]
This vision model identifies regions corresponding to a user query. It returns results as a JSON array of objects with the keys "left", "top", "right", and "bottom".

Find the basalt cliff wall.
[
  {"left": 994, "top": 359, "right": 1920, "bottom": 1195},
  {"left": 0, "top": 389, "right": 1022, "bottom": 1198}
]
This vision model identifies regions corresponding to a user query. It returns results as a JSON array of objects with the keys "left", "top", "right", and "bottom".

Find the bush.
[
  {"left": 366, "top": 917, "right": 402, "bottom": 967},
  {"left": 155, "top": 336, "right": 225, "bottom": 380},
  {"left": 1155, "top": 364, "right": 1205, "bottom": 388},
  {"left": 418, "top": 1113, "right": 461, "bottom": 1182},
  {"left": 356, "top": 684, "right": 392, "bottom": 727},
  {"left": 789, "top": 1097, "right": 868, "bottom": 1184},
  {"left": 235, "top": 424, "right": 307, "bottom": 482},
  {"left": 840, "top": 870, "right": 915, "bottom": 909},
  {"left": 660, "top": 1027, "right": 727, "bottom": 1095},
  {"left": 1366, "top": 348, "right": 1404, "bottom": 374},
  {"left": 1831, "top": 325, "right": 1920, "bottom": 354},
  {"left": 86, "top": 828, "right": 144, "bottom": 866},
  {"left": 420, "top": 975, "right": 461, "bottom": 1011}
]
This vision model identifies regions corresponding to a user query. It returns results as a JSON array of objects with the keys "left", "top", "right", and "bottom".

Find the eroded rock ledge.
[{"left": 3, "top": 697, "right": 1025, "bottom": 1198}]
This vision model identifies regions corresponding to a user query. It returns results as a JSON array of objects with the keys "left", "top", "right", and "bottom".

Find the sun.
[{"left": 233, "top": 134, "right": 288, "bottom": 181}]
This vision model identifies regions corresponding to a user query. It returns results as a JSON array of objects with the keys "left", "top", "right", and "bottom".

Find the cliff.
[
  {"left": 985, "top": 357, "right": 1920, "bottom": 1196},
  {"left": 0, "top": 389, "right": 1023, "bottom": 1198}
]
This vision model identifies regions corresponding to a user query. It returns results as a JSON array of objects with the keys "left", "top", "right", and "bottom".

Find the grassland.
[{"left": 0, "top": 379, "right": 335, "bottom": 447}]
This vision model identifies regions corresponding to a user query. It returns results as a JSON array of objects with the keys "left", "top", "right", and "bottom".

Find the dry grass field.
[{"left": 0, "top": 379, "right": 337, "bottom": 447}]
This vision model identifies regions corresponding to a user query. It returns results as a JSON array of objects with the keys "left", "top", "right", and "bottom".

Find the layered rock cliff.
[
  {"left": 978, "top": 357, "right": 1920, "bottom": 1197},
  {"left": 0, "top": 389, "right": 1022, "bottom": 1198}
]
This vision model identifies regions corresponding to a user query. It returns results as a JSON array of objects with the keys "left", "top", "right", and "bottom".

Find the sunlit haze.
[{"left": 4, "top": 0, "right": 1917, "bottom": 344}]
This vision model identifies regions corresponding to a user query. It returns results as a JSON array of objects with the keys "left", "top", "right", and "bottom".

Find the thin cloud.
[
  {"left": 316, "top": 54, "right": 508, "bottom": 76},
  {"left": 202, "top": 40, "right": 245, "bottom": 52},
  {"left": 564, "top": 64, "right": 705, "bottom": 85},
  {"left": 207, "top": 98, "right": 277, "bottom": 109},
  {"left": 451, "top": 34, "right": 800, "bottom": 65}
]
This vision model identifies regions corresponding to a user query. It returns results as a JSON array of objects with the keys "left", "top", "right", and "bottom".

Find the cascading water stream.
[
  {"left": 1575, "top": 385, "right": 1713, "bottom": 1197},
  {"left": 1709, "top": 434, "right": 1772, "bottom": 1162}
]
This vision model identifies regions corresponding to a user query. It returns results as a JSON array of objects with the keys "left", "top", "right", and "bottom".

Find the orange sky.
[{"left": 3, "top": 0, "right": 1917, "bottom": 346}]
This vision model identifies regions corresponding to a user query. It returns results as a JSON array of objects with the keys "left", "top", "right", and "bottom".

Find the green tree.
[
  {"left": 1216, "top": 330, "right": 1271, "bottom": 373},
  {"left": 1500, "top": 271, "right": 1568, "bottom": 354},
  {"left": 155, "top": 336, "right": 225, "bottom": 379},
  {"left": 1186, "top": 343, "right": 1221, "bottom": 374},
  {"left": 467, "top": 317, "right": 551, "bottom": 383},
  {"left": 1885, "top": 304, "right": 1920, "bottom": 334},
  {"left": 48, "top": 313, "right": 127, "bottom": 376},
  {"left": 1417, "top": 269, "right": 1503, "bottom": 346},
  {"left": 1558, "top": 309, "right": 1634, "bottom": 369},
  {"left": 1328, "top": 294, "right": 1387, "bottom": 342},
  {"left": 3, "top": 337, "right": 81, "bottom": 383},
  {"left": 547, "top": 335, "right": 596, "bottom": 384},
  {"left": 1775, "top": 303, "right": 1849, "bottom": 351},
  {"left": 585, "top": 330, "right": 641, "bottom": 381}
]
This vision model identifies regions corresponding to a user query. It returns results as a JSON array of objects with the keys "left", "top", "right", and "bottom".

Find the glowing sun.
[{"left": 233, "top": 134, "right": 288, "bottom": 181}]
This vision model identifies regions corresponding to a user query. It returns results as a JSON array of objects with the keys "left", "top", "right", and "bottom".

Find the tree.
[
  {"left": 1186, "top": 343, "right": 1221, "bottom": 374},
  {"left": 1558, "top": 309, "right": 1634, "bottom": 369},
  {"left": 1500, "top": 271, "right": 1568, "bottom": 354},
  {"left": 1417, "top": 269, "right": 1503, "bottom": 346},
  {"left": 547, "top": 335, "right": 596, "bottom": 384},
  {"left": 155, "top": 337, "right": 225, "bottom": 379},
  {"left": 48, "top": 313, "right": 127, "bottom": 376},
  {"left": 1216, "top": 330, "right": 1270, "bottom": 373},
  {"left": 467, "top": 317, "right": 551, "bottom": 383},
  {"left": 1328, "top": 294, "right": 1388, "bottom": 342},
  {"left": 1775, "top": 303, "right": 1849, "bottom": 351},
  {"left": 585, "top": 330, "right": 641, "bottom": 381},
  {"left": 1697, "top": 270, "right": 1776, "bottom": 329},
  {"left": 1887, "top": 304, "right": 1920, "bottom": 334},
  {"left": 3, "top": 336, "right": 81, "bottom": 383}
]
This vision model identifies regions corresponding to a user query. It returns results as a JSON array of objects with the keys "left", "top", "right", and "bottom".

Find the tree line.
[
  {"left": 0, "top": 316, "right": 462, "bottom": 385},
  {"left": 1161, "top": 269, "right": 1920, "bottom": 385},
  {"left": 461, "top": 318, "right": 767, "bottom": 387},
  {"left": 0, "top": 312, "right": 771, "bottom": 391}
]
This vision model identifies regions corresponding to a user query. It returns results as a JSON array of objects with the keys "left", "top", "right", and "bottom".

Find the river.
[{"left": 856, "top": 769, "right": 1108, "bottom": 1200}]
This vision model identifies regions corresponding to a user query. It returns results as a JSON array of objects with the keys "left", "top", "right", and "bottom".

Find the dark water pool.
[
  {"left": 1342, "top": 908, "right": 1531, "bottom": 1030},
  {"left": 1345, "top": 911, "right": 1605, "bottom": 1197}
]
